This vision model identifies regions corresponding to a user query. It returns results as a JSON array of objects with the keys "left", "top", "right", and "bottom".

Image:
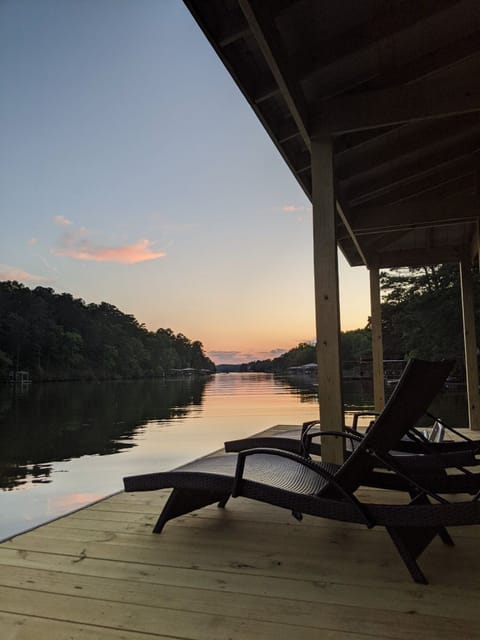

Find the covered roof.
[{"left": 184, "top": 0, "right": 480, "bottom": 269}]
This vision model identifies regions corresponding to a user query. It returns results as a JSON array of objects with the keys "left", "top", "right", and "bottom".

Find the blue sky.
[{"left": 0, "top": 0, "right": 370, "bottom": 364}]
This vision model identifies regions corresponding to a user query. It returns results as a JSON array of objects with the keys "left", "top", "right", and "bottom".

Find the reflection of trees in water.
[
  {"left": 276, "top": 374, "right": 375, "bottom": 409},
  {"left": 342, "top": 380, "right": 375, "bottom": 413},
  {"left": 274, "top": 374, "right": 318, "bottom": 402},
  {"left": 0, "top": 378, "right": 209, "bottom": 490},
  {"left": 277, "top": 375, "right": 468, "bottom": 428}
]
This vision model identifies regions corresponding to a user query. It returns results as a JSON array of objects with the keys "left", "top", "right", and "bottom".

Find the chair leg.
[
  {"left": 408, "top": 492, "right": 455, "bottom": 547},
  {"left": 386, "top": 525, "right": 448, "bottom": 584},
  {"left": 437, "top": 527, "right": 454, "bottom": 547},
  {"left": 217, "top": 495, "right": 230, "bottom": 508},
  {"left": 153, "top": 488, "right": 230, "bottom": 533}
]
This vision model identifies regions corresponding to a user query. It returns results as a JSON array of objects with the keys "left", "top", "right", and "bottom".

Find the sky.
[{"left": 0, "top": 0, "right": 371, "bottom": 365}]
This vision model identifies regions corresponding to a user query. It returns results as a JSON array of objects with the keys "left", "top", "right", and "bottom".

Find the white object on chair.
[{"left": 429, "top": 420, "right": 445, "bottom": 443}]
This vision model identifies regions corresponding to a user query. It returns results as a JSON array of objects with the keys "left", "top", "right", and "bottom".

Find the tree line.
[
  {"left": 0, "top": 281, "right": 215, "bottom": 382},
  {"left": 243, "top": 264, "right": 480, "bottom": 375}
]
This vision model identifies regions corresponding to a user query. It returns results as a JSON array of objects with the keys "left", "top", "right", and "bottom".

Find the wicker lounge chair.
[{"left": 124, "top": 359, "right": 480, "bottom": 584}]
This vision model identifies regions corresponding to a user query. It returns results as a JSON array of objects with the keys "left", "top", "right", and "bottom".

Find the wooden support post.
[
  {"left": 459, "top": 259, "right": 480, "bottom": 430},
  {"left": 311, "top": 137, "right": 344, "bottom": 463},
  {"left": 369, "top": 267, "right": 385, "bottom": 411}
]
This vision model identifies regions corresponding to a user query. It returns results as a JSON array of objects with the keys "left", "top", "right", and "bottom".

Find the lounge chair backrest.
[{"left": 329, "top": 359, "right": 454, "bottom": 495}]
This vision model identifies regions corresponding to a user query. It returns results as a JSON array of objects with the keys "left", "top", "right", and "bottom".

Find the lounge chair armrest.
[
  {"left": 301, "top": 428, "right": 363, "bottom": 456},
  {"left": 300, "top": 419, "right": 359, "bottom": 436},
  {"left": 308, "top": 429, "right": 363, "bottom": 441},
  {"left": 232, "top": 447, "right": 376, "bottom": 528},
  {"left": 300, "top": 420, "right": 321, "bottom": 455},
  {"left": 301, "top": 420, "right": 320, "bottom": 436},
  {"left": 351, "top": 411, "right": 379, "bottom": 431}
]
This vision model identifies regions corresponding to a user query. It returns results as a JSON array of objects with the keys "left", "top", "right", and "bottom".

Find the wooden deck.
[{"left": 1, "top": 426, "right": 480, "bottom": 639}]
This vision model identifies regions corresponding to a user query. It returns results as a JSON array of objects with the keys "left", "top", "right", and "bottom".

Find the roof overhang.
[{"left": 184, "top": 0, "right": 480, "bottom": 269}]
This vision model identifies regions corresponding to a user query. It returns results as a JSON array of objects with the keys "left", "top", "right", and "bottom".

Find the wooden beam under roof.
[
  {"left": 365, "top": 28, "right": 480, "bottom": 91},
  {"left": 335, "top": 115, "right": 480, "bottom": 179},
  {"left": 344, "top": 153, "right": 480, "bottom": 208},
  {"left": 349, "top": 167, "right": 476, "bottom": 210},
  {"left": 291, "top": 0, "right": 463, "bottom": 83},
  {"left": 347, "top": 194, "right": 480, "bottom": 236},
  {"left": 335, "top": 201, "right": 367, "bottom": 264},
  {"left": 340, "top": 130, "right": 480, "bottom": 202},
  {"left": 238, "top": 0, "right": 310, "bottom": 149},
  {"left": 313, "top": 71, "right": 480, "bottom": 134},
  {"left": 468, "top": 222, "right": 479, "bottom": 263},
  {"left": 372, "top": 245, "right": 464, "bottom": 268}
]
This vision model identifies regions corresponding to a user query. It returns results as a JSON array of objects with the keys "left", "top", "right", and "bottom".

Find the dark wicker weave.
[
  {"left": 225, "top": 421, "right": 480, "bottom": 496},
  {"left": 124, "top": 359, "right": 480, "bottom": 584}
]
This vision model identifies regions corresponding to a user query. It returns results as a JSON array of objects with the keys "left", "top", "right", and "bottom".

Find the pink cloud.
[
  {"left": 0, "top": 264, "right": 47, "bottom": 283},
  {"left": 208, "top": 348, "right": 288, "bottom": 365},
  {"left": 54, "top": 215, "right": 73, "bottom": 226},
  {"left": 53, "top": 230, "right": 165, "bottom": 264},
  {"left": 281, "top": 205, "right": 305, "bottom": 213}
]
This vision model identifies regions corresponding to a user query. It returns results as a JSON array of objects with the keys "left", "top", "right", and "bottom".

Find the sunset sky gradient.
[{"left": 0, "top": 0, "right": 371, "bottom": 364}]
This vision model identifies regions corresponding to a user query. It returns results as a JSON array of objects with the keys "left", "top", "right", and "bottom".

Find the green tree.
[
  {"left": 0, "top": 281, "right": 214, "bottom": 381},
  {"left": 380, "top": 265, "right": 470, "bottom": 362}
]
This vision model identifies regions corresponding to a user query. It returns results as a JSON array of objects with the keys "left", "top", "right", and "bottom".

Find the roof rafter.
[
  {"left": 344, "top": 151, "right": 480, "bottom": 207},
  {"left": 238, "top": 0, "right": 310, "bottom": 149},
  {"left": 295, "top": 0, "right": 463, "bottom": 83},
  {"left": 336, "top": 115, "right": 480, "bottom": 178},
  {"left": 348, "top": 194, "right": 480, "bottom": 236},
  {"left": 340, "top": 129, "right": 480, "bottom": 197},
  {"left": 313, "top": 71, "right": 480, "bottom": 134},
  {"left": 375, "top": 245, "right": 464, "bottom": 267}
]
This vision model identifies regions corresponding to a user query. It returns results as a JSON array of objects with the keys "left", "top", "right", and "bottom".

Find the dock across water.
[{"left": 1, "top": 425, "right": 480, "bottom": 639}]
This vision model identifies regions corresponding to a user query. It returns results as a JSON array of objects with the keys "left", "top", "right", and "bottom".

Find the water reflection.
[
  {"left": 0, "top": 378, "right": 209, "bottom": 490},
  {"left": 278, "top": 373, "right": 468, "bottom": 428},
  {"left": 277, "top": 373, "right": 376, "bottom": 411}
]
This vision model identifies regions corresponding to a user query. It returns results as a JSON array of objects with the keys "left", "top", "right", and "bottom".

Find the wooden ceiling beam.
[
  {"left": 361, "top": 29, "right": 480, "bottom": 92},
  {"left": 347, "top": 194, "right": 480, "bottom": 236},
  {"left": 238, "top": 0, "right": 310, "bottom": 149},
  {"left": 373, "top": 246, "right": 464, "bottom": 268},
  {"left": 360, "top": 228, "right": 413, "bottom": 252},
  {"left": 335, "top": 201, "right": 367, "bottom": 265},
  {"left": 218, "top": 27, "right": 250, "bottom": 48},
  {"left": 350, "top": 170, "right": 475, "bottom": 210},
  {"left": 278, "top": 129, "right": 302, "bottom": 144},
  {"left": 340, "top": 129, "right": 480, "bottom": 194},
  {"left": 345, "top": 153, "right": 479, "bottom": 207},
  {"left": 468, "top": 222, "right": 479, "bottom": 263},
  {"left": 313, "top": 72, "right": 480, "bottom": 134},
  {"left": 293, "top": 0, "right": 463, "bottom": 82},
  {"left": 335, "top": 115, "right": 480, "bottom": 178}
]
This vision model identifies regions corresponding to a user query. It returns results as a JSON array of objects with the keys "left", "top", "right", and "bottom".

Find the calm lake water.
[{"left": 0, "top": 372, "right": 468, "bottom": 541}]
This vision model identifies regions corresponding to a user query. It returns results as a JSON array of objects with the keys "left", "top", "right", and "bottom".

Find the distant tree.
[
  {"left": 0, "top": 281, "right": 214, "bottom": 381},
  {"left": 380, "top": 265, "right": 474, "bottom": 363},
  {"left": 340, "top": 329, "right": 371, "bottom": 363}
]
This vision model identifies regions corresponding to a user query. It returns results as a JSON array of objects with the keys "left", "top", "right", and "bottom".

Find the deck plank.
[{"left": 0, "top": 612, "right": 171, "bottom": 640}]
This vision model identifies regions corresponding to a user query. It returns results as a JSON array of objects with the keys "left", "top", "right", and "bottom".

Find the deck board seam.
[
  {"left": 0, "top": 605, "right": 194, "bottom": 640},
  {"left": 0, "top": 585, "right": 401, "bottom": 637},
  {"left": 3, "top": 553, "right": 480, "bottom": 607},
  {"left": 1, "top": 578, "right": 477, "bottom": 626}
]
